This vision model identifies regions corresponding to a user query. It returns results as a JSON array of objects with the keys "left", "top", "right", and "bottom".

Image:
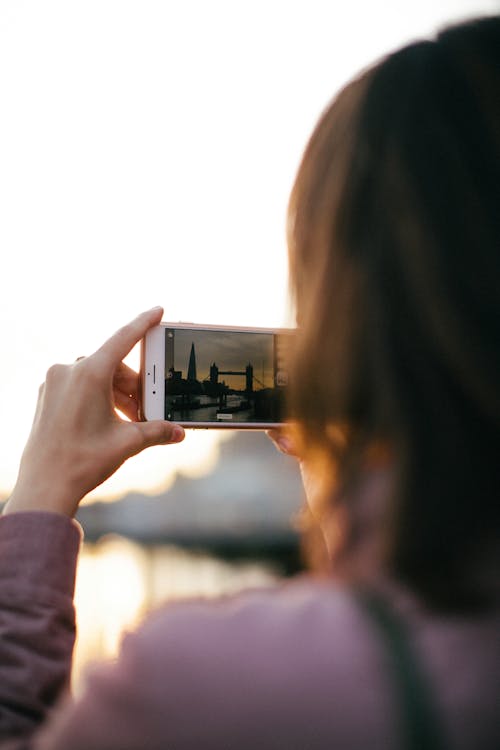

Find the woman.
[{"left": 1, "top": 15, "right": 498, "bottom": 750}]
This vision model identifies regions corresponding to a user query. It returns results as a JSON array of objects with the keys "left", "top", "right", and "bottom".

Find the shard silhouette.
[{"left": 187, "top": 342, "right": 197, "bottom": 381}]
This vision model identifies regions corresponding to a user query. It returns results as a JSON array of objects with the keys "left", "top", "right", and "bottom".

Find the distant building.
[
  {"left": 187, "top": 342, "right": 197, "bottom": 381},
  {"left": 167, "top": 367, "right": 182, "bottom": 383}
]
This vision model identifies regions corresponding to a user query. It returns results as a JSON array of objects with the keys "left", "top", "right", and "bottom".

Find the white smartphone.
[{"left": 141, "top": 322, "right": 293, "bottom": 428}]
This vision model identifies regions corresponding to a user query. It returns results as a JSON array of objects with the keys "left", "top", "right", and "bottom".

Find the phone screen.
[{"left": 163, "top": 327, "right": 291, "bottom": 424}]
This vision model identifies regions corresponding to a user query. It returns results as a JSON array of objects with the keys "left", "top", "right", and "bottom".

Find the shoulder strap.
[{"left": 353, "top": 588, "right": 450, "bottom": 750}]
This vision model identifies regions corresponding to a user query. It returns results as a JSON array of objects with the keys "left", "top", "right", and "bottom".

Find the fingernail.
[
  {"left": 277, "top": 436, "right": 293, "bottom": 454},
  {"left": 171, "top": 425, "right": 185, "bottom": 443},
  {"left": 149, "top": 306, "right": 163, "bottom": 313}
]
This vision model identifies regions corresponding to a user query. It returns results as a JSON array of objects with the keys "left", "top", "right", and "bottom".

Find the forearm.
[{"left": 0, "top": 512, "right": 81, "bottom": 742}]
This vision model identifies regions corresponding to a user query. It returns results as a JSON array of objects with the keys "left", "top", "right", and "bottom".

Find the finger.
[
  {"left": 266, "top": 428, "right": 298, "bottom": 456},
  {"left": 95, "top": 307, "right": 164, "bottom": 370},
  {"left": 267, "top": 428, "right": 282, "bottom": 445},
  {"left": 114, "top": 389, "right": 140, "bottom": 421},
  {"left": 128, "top": 420, "right": 185, "bottom": 453},
  {"left": 114, "top": 361, "right": 140, "bottom": 401}
]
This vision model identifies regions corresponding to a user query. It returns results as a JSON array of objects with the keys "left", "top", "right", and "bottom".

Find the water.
[
  {"left": 72, "top": 535, "right": 283, "bottom": 692},
  {"left": 170, "top": 394, "right": 253, "bottom": 422}
]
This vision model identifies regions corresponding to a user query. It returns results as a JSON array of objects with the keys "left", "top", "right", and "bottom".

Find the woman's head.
[{"left": 288, "top": 16, "right": 500, "bottom": 609}]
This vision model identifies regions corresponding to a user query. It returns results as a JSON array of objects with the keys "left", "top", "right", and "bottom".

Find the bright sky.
[
  {"left": 167, "top": 329, "right": 276, "bottom": 389},
  {"left": 0, "top": 0, "right": 497, "bottom": 501}
]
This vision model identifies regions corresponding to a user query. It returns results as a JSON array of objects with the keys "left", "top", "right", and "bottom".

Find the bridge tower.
[{"left": 245, "top": 363, "right": 253, "bottom": 393}]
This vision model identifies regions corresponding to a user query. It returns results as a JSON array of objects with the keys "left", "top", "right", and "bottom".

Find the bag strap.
[{"left": 353, "top": 588, "right": 450, "bottom": 750}]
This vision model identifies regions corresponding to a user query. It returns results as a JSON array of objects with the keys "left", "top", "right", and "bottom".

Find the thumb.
[{"left": 129, "top": 420, "right": 185, "bottom": 452}]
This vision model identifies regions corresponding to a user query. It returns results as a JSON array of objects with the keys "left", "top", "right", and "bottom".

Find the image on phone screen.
[{"left": 163, "top": 327, "right": 290, "bottom": 424}]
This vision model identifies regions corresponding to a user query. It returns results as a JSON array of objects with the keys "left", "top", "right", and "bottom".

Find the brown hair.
[{"left": 288, "top": 16, "right": 500, "bottom": 610}]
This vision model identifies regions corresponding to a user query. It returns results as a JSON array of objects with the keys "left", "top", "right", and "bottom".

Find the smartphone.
[{"left": 141, "top": 322, "right": 293, "bottom": 427}]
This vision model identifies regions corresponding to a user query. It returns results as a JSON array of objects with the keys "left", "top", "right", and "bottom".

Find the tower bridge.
[
  {"left": 185, "top": 343, "right": 266, "bottom": 393},
  {"left": 210, "top": 363, "right": 258, "bottom": 392}
]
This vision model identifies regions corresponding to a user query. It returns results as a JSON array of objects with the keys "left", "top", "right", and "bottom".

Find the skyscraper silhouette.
[{"left": 187, "top": 342, "right": 197, "bottom": 381}]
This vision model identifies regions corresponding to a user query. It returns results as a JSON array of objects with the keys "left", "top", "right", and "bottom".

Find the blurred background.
[{"left": 0, "top": 0, "right": 497, "bottom": 689}]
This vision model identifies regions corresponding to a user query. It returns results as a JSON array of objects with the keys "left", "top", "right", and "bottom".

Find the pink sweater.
[{"left": 0, "top": 511, "right": 498, "bottom": 749}]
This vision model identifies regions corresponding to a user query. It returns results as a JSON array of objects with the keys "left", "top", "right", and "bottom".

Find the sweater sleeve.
[{"left": 0, "top": 511, "right": 81, "bottom": 746}]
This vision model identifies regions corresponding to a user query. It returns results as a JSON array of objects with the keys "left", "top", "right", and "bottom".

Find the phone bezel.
[{"left": 140, "top": 321, "right": 292, "bottom": 428}]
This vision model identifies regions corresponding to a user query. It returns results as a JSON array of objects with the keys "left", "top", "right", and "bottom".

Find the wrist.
[{"left": 4, "top": 478, "right": 79, "bottom": 518}]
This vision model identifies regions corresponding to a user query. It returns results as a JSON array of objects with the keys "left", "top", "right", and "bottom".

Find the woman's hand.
[
  {"left": 267, "top": 427, "right": 327, "bottom": 519},
  {"left": 4, "top": 307, "right": 185, "bottom": 518},
  {"left": 266, "top": 428, "right": 299, "bottom": 459}
]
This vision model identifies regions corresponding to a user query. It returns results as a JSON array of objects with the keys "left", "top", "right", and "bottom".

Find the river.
[{"left": 72, "top": 535, "right": 284, "bottom": 692}]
